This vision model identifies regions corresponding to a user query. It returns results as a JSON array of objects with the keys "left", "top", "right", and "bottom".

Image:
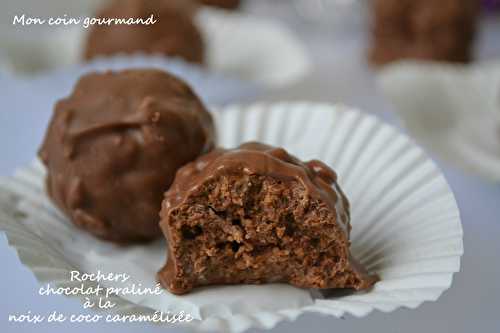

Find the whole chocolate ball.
[
  {"left": 84, "top": 0, "right": 205, "bottom": 64},
  {"left": 39, "top": 69, "right": 215, "bottom": 243}
]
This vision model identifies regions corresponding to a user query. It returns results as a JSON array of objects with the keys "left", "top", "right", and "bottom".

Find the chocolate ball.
[
  {"left": 84, "top": 0, "right": 205, "bottom": 64},
  {"left": 39, "top": 69, "right": 215, "bottom": 243},
  {"left": 157, "top": 143, "right": 377, "bottom": 294},
  {"left": 370, "top": 0, "right": 479, "bottom": 66},
  {"left": 197, "top": 0, "right": 240, "bottom": 10}
]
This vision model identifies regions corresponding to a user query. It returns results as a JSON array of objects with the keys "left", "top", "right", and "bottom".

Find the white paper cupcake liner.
[
  {"left": 377, "top": 61, "right": 500, "bottom": 181},
  {"left": 195, "top": 8, "right": 311, "bottom": 87},
  {"left": 0, "top": 103, "right": 463, "bottom": 333},
  {"left": 0, "top": 7, "right": 311, "bottom": 88}
]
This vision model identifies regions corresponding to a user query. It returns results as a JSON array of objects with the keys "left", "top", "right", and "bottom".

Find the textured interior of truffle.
[{"left": 167, "top": 174, "right": 362, "bottom": 293}]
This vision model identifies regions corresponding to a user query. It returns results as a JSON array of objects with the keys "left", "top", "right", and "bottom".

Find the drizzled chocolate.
[
  {"left": 39, "top": 69, "right": 215, "bottom": 243},
  {"left": 159, "top": 143, "right": 377, "bottom": 294},
  {"left": 165, "top": 142, "right": 351, "bottom": 234}
]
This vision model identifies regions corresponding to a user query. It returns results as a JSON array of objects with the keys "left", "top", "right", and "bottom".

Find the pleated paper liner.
[
  {"left": 378, "top": 61, "right": 500, "bottom": 182},
  {"left": 0, "top": 103, "right": 463, "bottom": 333}
]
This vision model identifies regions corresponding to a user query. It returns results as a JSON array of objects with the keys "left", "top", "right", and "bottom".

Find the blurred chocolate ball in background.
[
  {"left": 84, "top": 0, "right": 205, "bottom": 64},
  {"left": 370, "top": 0, "right": 480, "bottom": 66},
  {"left": 197, "top": 0, "right": 240, "bottom": 10}
]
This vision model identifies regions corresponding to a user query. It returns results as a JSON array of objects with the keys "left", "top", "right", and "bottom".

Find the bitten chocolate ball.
[
  {"left": 38, "top": 69, "right": 215, "bottom": 243},
  {"left": 197, "top": 0, "right": 240, "bottom": 10},
  {"left": 84, "top": 0, "right": 205, "bottom": 64},
  {"left": 370, "top": 0, "right": 479, "bottom": 66},
  {"left": 158, "top": 143, "right": 377, "bottom": 295}
]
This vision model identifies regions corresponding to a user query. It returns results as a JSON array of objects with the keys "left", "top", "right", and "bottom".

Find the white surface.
[
  {"left": 0, "top": 103, "right": 462, "bottom": 332},
  {"left": 378, "top": 61, "right": 500, "bottom": 182}
]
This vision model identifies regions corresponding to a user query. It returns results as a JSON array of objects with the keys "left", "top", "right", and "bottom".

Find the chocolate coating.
[
  {"left": 197, "top": 0, "right": 240, "bottom": 10},
  {"left": 370, "top": 0, "right": 479, "bottom": 65},
  {"left": 165, "top": 143, "right": 350, "bottom": 234},
  {"left": 84, "top": 0, "right": 205, "bottom": 64},
  {"left": 39, "top": 69, "right": 215, "bottom": 243},
  {"left": 158, "top": 143, "right": 377, "bottom": 294}
]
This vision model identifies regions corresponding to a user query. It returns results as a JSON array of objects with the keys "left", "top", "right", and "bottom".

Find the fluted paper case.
[{"left": 0, "top": 103, "right": 463, "bottom": 333}]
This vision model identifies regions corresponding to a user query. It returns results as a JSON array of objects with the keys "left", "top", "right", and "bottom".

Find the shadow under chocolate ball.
[{"left": 38, "top": 69, "right": 215, "bottom": 243}]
